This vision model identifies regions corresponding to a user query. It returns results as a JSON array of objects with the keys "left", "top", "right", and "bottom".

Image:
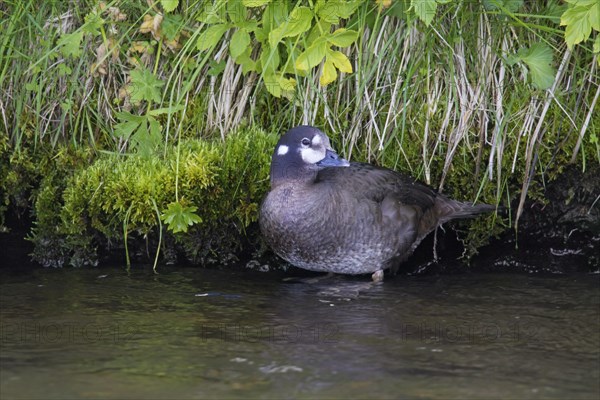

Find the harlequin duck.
[{"left": 259, "top": 126, "right": 497, "bottom": 281}]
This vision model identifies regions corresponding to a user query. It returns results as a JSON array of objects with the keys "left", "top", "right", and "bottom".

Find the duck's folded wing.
[{"left": 316, "top": 162, "right": 439, "bottom": 211}]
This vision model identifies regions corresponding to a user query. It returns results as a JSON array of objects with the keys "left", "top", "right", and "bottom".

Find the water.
[{"left": 1, "top": 266, "right": 599, "bottom": 399}]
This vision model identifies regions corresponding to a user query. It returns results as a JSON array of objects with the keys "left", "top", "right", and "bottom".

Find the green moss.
[{"left": 46, "top": 127, "right": 277, "bottom": 267}]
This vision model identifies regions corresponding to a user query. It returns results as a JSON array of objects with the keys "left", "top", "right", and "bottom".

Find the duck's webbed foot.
[{"left": 371, "top": 270, "right": 384, "bottom": 283}]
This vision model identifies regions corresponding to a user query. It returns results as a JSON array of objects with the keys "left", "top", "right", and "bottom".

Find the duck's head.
[{"left": 270, "top": 126, "right": 349, "bottom": 186}]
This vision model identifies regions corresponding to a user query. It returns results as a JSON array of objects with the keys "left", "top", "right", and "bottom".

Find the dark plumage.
[{"left": 259, "top": 126, "right": 497, "bottom": 281}]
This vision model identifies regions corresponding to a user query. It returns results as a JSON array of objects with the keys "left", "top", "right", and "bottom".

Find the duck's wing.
[{"left": 316, "top": 162, "right": 439, "bottom": 211}]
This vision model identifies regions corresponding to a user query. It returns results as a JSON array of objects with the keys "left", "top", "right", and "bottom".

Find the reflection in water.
[{"left": 1, "top": 267, "right": 598, "bottom": 399}]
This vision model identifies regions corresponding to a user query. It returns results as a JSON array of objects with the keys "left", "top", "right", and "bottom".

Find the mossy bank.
[{"left": 2, "top": 127, "right": 277, "bottom": 268}]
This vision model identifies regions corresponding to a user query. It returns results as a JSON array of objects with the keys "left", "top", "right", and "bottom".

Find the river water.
[{"left": 1, "top": 266, "right": 598, "bottom": 399}]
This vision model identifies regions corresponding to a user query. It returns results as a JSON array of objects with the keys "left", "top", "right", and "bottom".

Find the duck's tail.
[{"left": 438, "top": 198, "right": 504, "bottom": 223}]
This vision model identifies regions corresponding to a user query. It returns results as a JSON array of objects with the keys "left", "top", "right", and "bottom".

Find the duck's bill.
[{"left": 317, "top": 149, "right": 350, "bottom": 167}]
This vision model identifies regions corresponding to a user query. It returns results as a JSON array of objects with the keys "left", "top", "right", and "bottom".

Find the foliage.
[
  {"left": 26, "top": 128, "right": 277, "bottom": 267},
  {"left": 0, "top": 0, "right": 598, "bottom": 268}
]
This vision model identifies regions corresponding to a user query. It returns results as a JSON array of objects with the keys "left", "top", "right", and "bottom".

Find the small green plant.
[{"left": 560, "top": 0, "right": 600, "bottom": 54}]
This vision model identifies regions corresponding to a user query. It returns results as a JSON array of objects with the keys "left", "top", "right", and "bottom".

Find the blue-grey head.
[{"left": 270, "top": 126, "right": 349, "bottom": 186}]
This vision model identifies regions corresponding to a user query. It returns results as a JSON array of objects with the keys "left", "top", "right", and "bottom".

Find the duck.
[{"left": 259, "top": 125, "right": 498, "bottom": 282}]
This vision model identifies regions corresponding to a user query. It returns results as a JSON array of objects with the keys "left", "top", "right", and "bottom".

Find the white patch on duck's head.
[
  {"left": 299, "top": 134, "right": 327, "bottom": 165},
  {"left": 300, "top": 147, "right": 326, "bottom": 164},
  {"left": 277, "top": 145, "right": 289, "bottom": 156}
]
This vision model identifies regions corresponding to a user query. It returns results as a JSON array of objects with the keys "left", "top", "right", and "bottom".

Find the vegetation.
[{"left": 0, "top": 0, "right": 598, "bottom": 268}]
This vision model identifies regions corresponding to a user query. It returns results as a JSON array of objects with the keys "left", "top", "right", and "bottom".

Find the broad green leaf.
[
  {"left": 306, "top": 19, "right": 332, "bottom": 46},
  {"left": 262, "top": 1, "right": 289, "bottom": 33},
  {"left": 320, "top": 58, "right": 337, "bottom": 86},
  {"left": 131, "top": 118, "right": 162, "bottom": 157},
  {"left": 83, "top": 12, "right": 104, "bottom": 35},
  {"left": 279, "top": 76, "right": 296, "bottom": 92},
  {"left": 160, "top": 0, "right": 179, "bottom": 13},
  {"left": 148, "top": 116, "right": 162, "bottom": 141},
  {"left": 316, "top": 0, "right": 362, "bottom": 24},
  {"left": 329, "top": 50, "right": 352, "bottom": 73},
  {"left": 230, "top": 29, "right": 251, "bottom": 59},
  {"left": 234, "top": 47, "right": 257, "bottom": 73},
  {"left": 295, "top": 38, "right": 328, "bottom": 71},
  {"left": 594, "top": 35, "right": 600, "bottom": 54},
  {"left": 263, "top": 72, "right": 281, "bottom": 97},
  {"left": 114, "top": 112, "right": 145, "bottom": 139},
  {"left": 196, "top": 23, "right": 229, "bottom": 51},
  {"left": 130, "top": 68, "right": 164, "bottom": 104},
  {"left": 227, "top": 1, "right": 247, "bottom": 23},
  {"left": 58, "top": 31, "right": 84, "bottom": 57},
  {"left": 560, "top": 2, "right": 598, "bottom": 49},
  {"left": 327, "top": 28, "right": 359, "bottom": 47},
  {"left": 518, "top": 43, "right": 555, "bottom": 90},
  {"left": 242, "top": 0, "right": 271, "bottom": 7},
  {"left": 411, "top": 0, "right": 437, "bottom": 26},
  {"left": 236, "top": 20, "right": 258, "bottom": 32},
  {"left": 268, "top": 7, "right": 313, "bottom": 47},
  {"left": 244, "top": 0, "right": 271, "bottom": 7},
  {"left": 161, "top": 202, "right": 202, "bottom": 233},
  {"left": 259, "top": 45, "right": 280, "bottom": 73}
]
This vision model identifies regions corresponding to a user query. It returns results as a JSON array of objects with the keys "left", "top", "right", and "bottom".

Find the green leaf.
[
  {"left": 227, "top": 1, "right": 247, "bottom": 23},
  {"left": 594, "top": 35, "right": 600, "bottom": 54},
  {"left": 197, "top": 3, "right": 226, "bottom": 24},
  {"left": 518, "top": 43, "right": 555, "bottom": 90},
  {"left": 295, "top": 38, "right": 328, "bottom": 71},
  {"left": 83, "top": 12, "right": 104, "bottom": 35},
  {"left": 58, "top": 31, "right": 84, "bottom": 58},
  {"left": 411, "top": 0, "right": 437, "bottom": 26},
  {"left": 57, "top": 63, "right": 72, "bottom": 76},
  {"left": 230, "top": 29, "right": 251, "bottom": 59},
  {"left": 196, "top": 23, "right": 230, "bottom": 51},
  {"left": 161, "top": 202, "right": 202, "bottom": 234},
  {"left": 561, "top": 3, "right": 596, "bottom": 49},
  {"left": 263, "top": 72, "right": 281, "bottom": 97},
  {"left": 316, "top": 0, "right": 362, "bottom": 24},
  {"left": 130, "top": 117, "right": 162, "bottom": 157},
  {"left": 320, "top": 58, "right": 337, "bottom": 86},
  {"left": 259, "top": 45, "right": 280, "bottom": 73},
  {"left": 242, "top": 0, "right": 271, "bottom": 7},
  {"left": 268, "top": 6, "right": 313, "bottom": 47},
  {"left": 327, "top": 28, "right": 359, "bottom": 47},
  {"left": 130, "top": 68, "right": 165, "bottom": 104},
  {"left": 114, "top": 112, "right": 145, "bottom": 139},
  {"left": 160, "top": 0, "right": 179, "bottom": 13},
  {"left": 329, "top": 50, "right": 352, "bottom": 73},
  {"left": 208, "top": 59, "right": 226, "bottom": 76},
  {"left": 262, "top": 1, "right": 288, "bottom": 33},
  {"left": 161, "top": 14, "right": 184, "bottom": 41},
  {"left": 234, "top": 47, "right": 257, "bottom": 73}
]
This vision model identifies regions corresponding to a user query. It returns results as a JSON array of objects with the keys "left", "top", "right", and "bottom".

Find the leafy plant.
[
  {"left": 196, "top": 0, "right": 363, "bottom": 97},
  {"left": 161, "top": 200, "right": 202, "bottom": 233},
  {"left": 560, "top": 0, "right": 600, "bottom": 53}
]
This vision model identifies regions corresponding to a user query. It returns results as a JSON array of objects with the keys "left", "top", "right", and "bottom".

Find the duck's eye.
[{"left": 301, "top": 138, "right": 311, "bottom": 147}]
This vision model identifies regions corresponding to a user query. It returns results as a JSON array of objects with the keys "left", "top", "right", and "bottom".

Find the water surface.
[{"left": 1, "top": 267, "right": 599, "bottom": 399}]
